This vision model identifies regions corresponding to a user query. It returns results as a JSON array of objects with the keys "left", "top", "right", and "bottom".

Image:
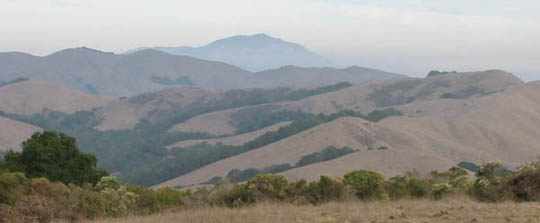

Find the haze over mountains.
[
  {"left": 0, "top": 52, "right": 400, "bottom": 97},
  {"left": 127, "top": 33, "right": 334, "bottom": 71}
]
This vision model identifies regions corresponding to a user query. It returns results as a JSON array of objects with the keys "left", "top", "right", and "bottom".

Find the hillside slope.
[
  {"left": 95, "top": 86, "right": 220, "bottom": 131},
  {"left": 167, "top": 70, "right": 522, "bottom": 134},
  {"left": 0, "top": 80, "right": 113, "bottom": 115},
  {"left": 0, "top": 116, "right": 41, "bottom": 151},
  {"left": 156, "top": 71, "right": 539, "bottom": 188}
]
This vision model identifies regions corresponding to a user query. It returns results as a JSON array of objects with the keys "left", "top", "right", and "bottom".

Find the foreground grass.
[{"left": 83, "top": 198, "right": 540, "bottom": 223}]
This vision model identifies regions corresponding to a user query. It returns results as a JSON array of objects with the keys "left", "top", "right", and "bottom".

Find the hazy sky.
[{"left": 1, "top": 0, "right": 540, "bottom": 80}]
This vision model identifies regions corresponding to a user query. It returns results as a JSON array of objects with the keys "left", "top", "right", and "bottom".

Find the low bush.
[
  {"left": 432, "top": 183, "right": 452, "bottom": 200},
  {"left": 305, "top": 176, "right": 345, "bottom": 204},
  {"left": 0, "top": 172, "right": 30, "bottom": 204},
  {"left": 501, "top": 162, "right": 540, "bottom": 201},
  {"left": 344, "top": 170, "right": 387, "bottom": 200}
]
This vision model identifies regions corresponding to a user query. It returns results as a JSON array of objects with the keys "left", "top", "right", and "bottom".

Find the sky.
[{"left": 1, "top": 0, "right": 540, "bottom": 80}]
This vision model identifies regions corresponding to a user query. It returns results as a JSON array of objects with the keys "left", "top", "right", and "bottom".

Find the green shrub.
[
  {"left": 284, "top": 180, "right": 309, "bottom": 204},
  {"left": 0, "top": 172, "right": 29, "bottom": 204},
  {"left": 385, "top": 175, "right": 409, "bottom": 199},
  {"left": 125, "top": 185, "right": 161, "bottom": 215},
  {"left": 477, "top": 161, "right": 512, "bottom": 180},
  {"left": 430, "top": 166, "right": 471, "bottom": 191},
  {"left": 306, "top": 176, "right": 344, "bottom": 204},
  {"left": 407, "top": 178, "right": 431, "bottom": 198},
  {"left": 344, "top": 170, "right": 387, "bottom": 200},
  {"left": 216, "top": 184, "right": 255, "bottom": 207},
  {"left": 96, "top": 176, "right": 138, "bottom": 217},
  {"left": 503, "top": 162, "right": 540, "bottom": 201},
  {"left": 247, "top": 174, "right": 289, "bottom": 200},
  {"left": 155, "top": 187, "right": 184, "bottom": 207},
  {"left": 432, "top": 183, "right": 452, "bottom": 200},
  {"left": 469, "top": 177, "right": 491, "bottom": 200}
]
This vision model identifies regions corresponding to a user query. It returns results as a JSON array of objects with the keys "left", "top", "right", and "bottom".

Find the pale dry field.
[{"left": 84, "top": 198, "right": 540, "bottom": 223}]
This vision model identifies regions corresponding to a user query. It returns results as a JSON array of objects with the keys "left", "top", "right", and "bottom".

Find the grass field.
[{"left": 83, "top": 198, "right": 540, "bottom": 223}]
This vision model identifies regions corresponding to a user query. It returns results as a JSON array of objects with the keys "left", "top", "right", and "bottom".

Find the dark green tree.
[{"left": 3, "top": 131, "right": 107, "bottom": 185}]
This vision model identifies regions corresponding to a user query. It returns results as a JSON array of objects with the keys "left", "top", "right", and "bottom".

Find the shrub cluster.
[
  {"left": 200, "top": 162, "right": 540, "bottom": 207},
  {"left": 3, "top": 161, "right": 540, "bottom": 222},
  {"left": 0, "top": 175, "right": 185, "bottom": 223},
  {"left": 193, "top": 167, "right": 475, "bottom": 207},
  {"left": 205, "top": 174, "right": 346, "bottom": 207}
]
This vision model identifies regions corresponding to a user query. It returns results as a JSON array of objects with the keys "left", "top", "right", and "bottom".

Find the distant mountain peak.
[
  {"left": 207, "top": 33, "right": 292, "bottom": 49},
  {"left": 48, "top": 47, "right": 114, "bottom": 57},
  {"left": 128, "top": 33, "right": 333, "bottom": 71}
]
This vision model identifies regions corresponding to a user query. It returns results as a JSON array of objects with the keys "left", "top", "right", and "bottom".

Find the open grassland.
[{"left": 84, "top": 198, "right": 540, "bottom": 223}]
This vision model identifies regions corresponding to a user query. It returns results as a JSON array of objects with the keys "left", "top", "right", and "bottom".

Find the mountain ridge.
[
  {"left": 126, "top": 33, "right": 334, "bottom": 71},
  {"left": 0, "top": 46, "right": 401, "bottom": 96}
]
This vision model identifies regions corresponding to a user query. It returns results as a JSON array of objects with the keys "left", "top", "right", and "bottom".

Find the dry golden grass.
[{"left": 82, "top": 198, "right": 540, "bottom": 223}]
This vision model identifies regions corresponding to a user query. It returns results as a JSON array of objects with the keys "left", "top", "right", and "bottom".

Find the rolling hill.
[
  {"left": 0, "top": 80, "right": 113, "bottom": 151},
  {"left": 156, "top": 70, "right": 540, "bottom": 188},
  {"left": 0, "top": 47, "right": 401, "bottom": 96},
  {"left": 96, "top": 82, "right": 351, "bottom": 132},
  {"left": 167, "top": 70, "right": 522, "bottom": 134},
  {"left": 127, "top": 33, "right": 333, "bottom": 71},
  {"left": 0, "top": 80, "right": 113, "bottom": 115}
]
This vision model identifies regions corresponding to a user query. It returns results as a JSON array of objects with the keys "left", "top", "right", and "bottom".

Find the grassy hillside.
[
  {"left": 0, "top": 80, "right": 113, "bottom": 115},
  {"left": 97, "top": 82, "right": 351, "bottom": 131},
  {"left": 158, "top": 72, "right": 538, "bottom": 188},
  {"left": 171, "top": 70, "right": 522, "bottom": 135}
]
